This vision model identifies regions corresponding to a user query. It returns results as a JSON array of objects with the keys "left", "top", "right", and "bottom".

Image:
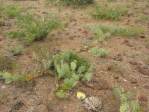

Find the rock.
[
  {"left": 129, "top": 61, "right": 149, "bottom": 76},
  {"left": 122, "top": 39, "right": 133, "bottom": 47},
  {"left": 143, "top": 84, "right": 149, "bottom": 89},
  {"left": 79, "top": 46, "right": 89, "bottom": 52},
  {"left": 83, "top": 79, "right": 110, "bottom": 90},
  {"left": 35, "top": 104, "right": 48, "bottom": 112},
  {"left": 112, "top": 54, "right": 123, "bottom": 61},
  {"left": 83, "top": 96, "right": 103, "bottom": 112},
  {"left": 113, "top": 74, "right": 119, "bottom": 79},
  {"left": 137, "top": 94, "right": 148, "bottom": 103},
  {"left": 0, "top": 37, "right": 3, "bottom": 42},
  {"left": 10, "top": 100, "right": 24, "bottom": 112},
  {"left": 130, "top": 78, "right": 137, "bottom": 84},
  {"left": 0, "top": 20, "right": 5, "bottom": 26},
  {"left": 140, "top": 35, "right": 146, "bottom": 38},
  {"left": 137, "top": 64, "right": 149, "bottom": 76},
  {"left": 129, "top": 60, "right": 139, "bottom": 65}
]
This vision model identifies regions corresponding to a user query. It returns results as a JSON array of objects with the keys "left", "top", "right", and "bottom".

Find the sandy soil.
[{"left": 0, "top": 0, "right": 149, "bottom": 112}]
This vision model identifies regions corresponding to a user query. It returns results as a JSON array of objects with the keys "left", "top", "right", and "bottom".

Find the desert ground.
[{"left": 0, "top": 0, "right": 149, "bottom": 112}]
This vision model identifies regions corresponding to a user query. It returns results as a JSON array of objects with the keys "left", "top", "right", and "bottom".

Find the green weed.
[
  {"left": 88, "top": 24, "right": 144, "bottom": 41},
  {"left": 50, "top": 51, "right": 92, "bottom": 98},
  {"left": 91, "top": 5, "right": 128, "bottom": 20},
  {"left": 0, "top": 4, "right": 22, "bottom": 18},
  {"left": 88, "top": 25, "right": 110, "bottom": 42},
  {"left": 113, "top": 87, "right": 142, "bottom": 112},
  {"left": 138, "top": 14, "right": 149, "bottom": 23},
  {"left": 0, "top": 71, "right": 27, "bottom": 84},
  {"left": 89, "top": 47, "right": 109, "bottom": 58},
  {"left": 9, "top": 45, "right": 23, "bottom": 56},
  {"left": 96, "top": 24, "right": 144, "bottom": 37},
  {"left": 32, "top": 47, "right": 52, "bottom": 76},
  {"left": 7, "top": 13, "right": 61, "bottom": 43}
]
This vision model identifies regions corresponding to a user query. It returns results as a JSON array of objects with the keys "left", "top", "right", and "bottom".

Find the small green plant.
[
  {"left": 0, "top": 71, "right": 27, "bottom": 84},
  {"left": 138, "top": 14, "right": 149, "bottom": 23},
  {"left": 7, "top": 13, "right": 61, "bottom": 43},
  {"left": 89, "top": 25, "right": 111, "bottom": 42},
  {"left": 9, "top": 45, "right": 23, "bottom": 56},
  {"left": 88, "top": 24, "right": 144, "bottom": 41},
  {"left": 89, "top": 47, "right": 109, "bottom": 58},
  {"left": 95, "top": 24, "right": 144, "bottom": 37},
  {"left": 113, "top": 87, "right": 142, "bottom": 112},
  {"left": 91, "top": 4, "right": 128, "bottom": 20},
  {"left": 32, "top": 47, "right": 52, "bottom": 76},
  {"left": 0, "top": 4, "right": 22, "bottom": 18},
  {"left": 50, "top": 51, "right": 92, "bottom": 98}
]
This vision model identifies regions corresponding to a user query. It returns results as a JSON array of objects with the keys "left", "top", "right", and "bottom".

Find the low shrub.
[
  {"left": 89, "top": 47, "right": 109, "bottom": 58},
  {"left": 7, "top": 13, "right": 61, "bottom": 43},
  {"left": 88, "top": 24, "right": 144, "bottom": 41},
  {"left": 91, "top": 4, "right": 128, "bottom": 20}
]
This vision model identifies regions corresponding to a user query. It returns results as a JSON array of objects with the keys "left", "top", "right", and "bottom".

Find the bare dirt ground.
[{"left": 0, "top": 0, "right": 149, "bottom": 112}]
